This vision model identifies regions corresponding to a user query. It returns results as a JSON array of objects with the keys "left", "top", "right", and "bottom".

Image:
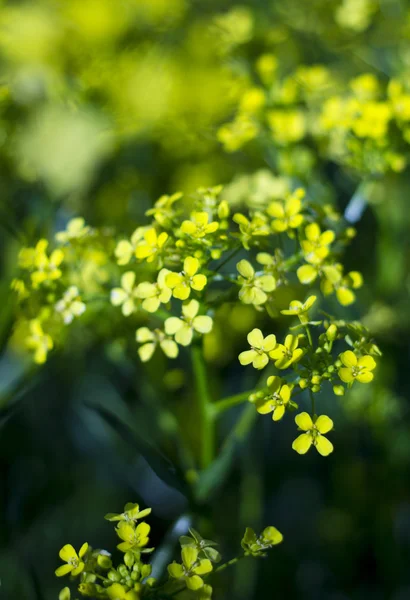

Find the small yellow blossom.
[
  {"left": 106, "top": 584, "right": 139, "bottom": 600},
  {"left": 55, "top": 217, "right": 90, "bottom": 244},
  {"left": 267, "top": 189, "right": 304, "bottom": 232},
  {"left": 233, "top": 212, "right": 270, "bottom": 249},
  {"left": 26, "top": 319, "right": 53, "bottom": 364},
  {"left": 338, "top": 350, "right": 376, "bottom": 384},
  {"left": 237, "top": 259, "right": 276, "bottom": 306},
  {"left": 217, "top": 114, "right": 259, "bottom": 152},
  {"left": 55, "top": 543, "right": 88, "bottom": 577},
  {"left": 241, "top": 526, "right": 283, "bottom": 556},
  {"left": 281, "top": 295, "right": 316, "bottom": 324},
  {"left": 115, "top": 228, "right": 147, "bottom": 266},
  {"left": 116, "top": 521, "right": 150, "bottom": 552},
  {"left": 181, "top": 212, "right": 219, "bottom": 238},
  {"left": 292, "top": 413, "right": 334, "bottom": 456},
  {"left": 301, "top": 223, "right": 335, "bottom": 264},
  {"left": 269, "top": 334, "right": 303, "bottom": 369},
  {"left": 239, "top": 328, "right": 277, "bottom": 369},
  {"left": 145, "top": 192, "right": 182, "bottom": 227},
  {"left": 105, "top": 502, "right": 151, "bottom": 523},
  {"left": 165, "top": 300, "right": 213, "bottom": 346},
  {"left": 24, "top": 240, "right": 64, "bottom": 287},
  {"left": 255, "top": 376, "right": 291, "bottom": 421},
  {"left": 135, "top": 269, "right": 172, "bottom": 313},
  {"left": 136, "top": 327, "right": 178, "bottom": 362},
  {"left": 111, "top": 272, "right": 140, "bottom": 316},
  {"left": 267, "top": 110, "right": 306, "bottom": 145},
  {"left": 239, "top": 87, "right": 266, "bottom": 114},
  {"left": 166, "top": 257, "right": 207, "bottom": 301},
  {"left": 255, "top": 53, "right": 278, "bottom": 84},
  {"left": 18, "top": 239, "right": 48, "bottom": 270},
  {"left": 135, "top": 228, "right": 168, "bottom": 262},
  {"left": 55, "top": 286, "right": 86, "bottom": 324},
  {"left": 168, "top": 547, "right": 212, "bottom": 591},
  {"left": 321, "top": 266, "right": 363, "bottom": 305}
]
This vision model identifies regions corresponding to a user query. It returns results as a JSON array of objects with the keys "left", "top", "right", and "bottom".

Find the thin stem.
[
  {"left": 191, "top": 344, "right": 214, "bottom": 469},
  {"left": 210, "top": 389, "right": 258, "bottom": 418},
  {"left": 304, "top": 324, "right": 313, "bottom": 347},
  {"left": 309, "top": 388, "right": 316, "bottom": 416},
  {"left": 215, "top": 553, "right": 248, "bottom": 573},
  {"left": 213, "top": 244, "right": 242, "bottom": 273}
]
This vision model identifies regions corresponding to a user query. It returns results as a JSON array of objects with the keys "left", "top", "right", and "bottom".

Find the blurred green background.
[{"left": 1, "top": 1, "right": 410, "bottom": 599}]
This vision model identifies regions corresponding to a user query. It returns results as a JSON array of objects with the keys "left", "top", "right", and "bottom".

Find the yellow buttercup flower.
[
  {"left": 168, "top": 547, "right": 212, "bottom": 591},
  {"left": 55, "top": 543, "right": 88, "bottom": 577},
  {"left": 55, "top": 217, "right": 90, "bottom": 244},
  {"left": 166, "top": 256, "right": 207, "bottom": 300},
  {"left": 135, "top": 227, "right": 168, "bottom": 262},
  {"left": 269, "top": 334, "right": 303, "bottom": 370},
  {"left": 115, "top": 521, "right": 150, "bottom": 552},
  {"left": 181, "top": 211, "right": 219, "bottom": 238},
  {"left": 281, "top": 295, "right": 316, "bottom": 324},
  {"left": 55, "top": 286, "right": 86, "bottom": 324},
  {"left": 165, "top": 300, "right": 213, "bottom": 346},
  {"left": 292, "top": 412, "right": 334, "bottom": 456},
  {"left": 255, "top": 376, "right": 291, "bottom": 421},
  {"left": 338, "top": 350, "right": 376, "bottom": 384},
  {"left": 26, "top": 319, "right": 53, "bottom": 364},
  {"left": 301, "top": 223, "right": 335, "bottom": 264},
  {"left": 136, "top": 327, "right": 178, "bottom": 362},
  {"left": 267, "top": 189, "right": 305, "bottom": 233},
  {"left": 237, "top": 259, "right": 276, "bottom": 306},
  {"left": 135, "top": 268, "right": 172, "bottom": 313},
  {"left": 111, "top": 272, "right": 140, "bottom": 316},
  {"left": 239, "top": 328, "right": 277, "bottom": 370}
]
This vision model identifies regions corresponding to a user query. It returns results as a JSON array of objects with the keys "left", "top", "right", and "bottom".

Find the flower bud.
[
  {"left": 124, "top": 552, "right": 135, "bottom": 568},
  {"left": 333, "top": 385, "right": 345, "bottom": 396},
  {"left": 326, "top": 324, "right": 338, "bottom": 341}
]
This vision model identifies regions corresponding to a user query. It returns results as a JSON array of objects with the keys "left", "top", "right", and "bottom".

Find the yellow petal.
[
  {"left": 247, "top": 328, "right": 264, "bottom": 348},
  {"left": 191, "top": 274, "right": 207, "bottom": 291},
  {"left": 267, "top": 202, "right": 285, "bottom": 218},
  {"left": 253, "top": 353, "right": 269, "bottom": 369},
  {"left": 357, "top": 355, "right": 376, "bottom": 370},
  {"left": 315, "top": 436, "right": 334, "bottom": 456},
  {"left": 280, "top": 385, "right": 291, "bottom": 402},
  {"left": 55, "top": 565, "right": 73, "bottom": 577},
  {"left": 340, "top": 351, "right": 357, "bottom": 367},
  {"left": 59, "top": 544, "right": 77, "bottom": 562},
  {"left": 182, "top": 546, "right": 198, "bottom": 569},
  {"left": 164, "top": 317, "right": 183, "bottom": 335},
  {"left": 297, "top": 264, "right": 317, "bottom": 284},
  {"left": 239, "top": 350, "right": 257, "bottom": 365},
  {"left": 173, "top": 284, "right": 191, "bottom": 300},
  {"left": 175, "top": 325, "right": 193, "bottom": 346},
  {"left": 193, "top": 559, "right": 212, "bottom": 575},
  {"left": 186, "top": 575, "right": 204, "bottom": 591},
  {"left": 79, "top": 543, "right": 88, "bottom": 558},
  {"left": 136, "top": 327, "right": 155, "bottom": 343},
  {"left": 272, "top": 405, "right": 285, "bottom": 421},
  {"left": 295, "top": 412, "right": 313, "bottom": 431},
  {"left": 305, "top": 223, "right": 320, "bottom": 241},
  {"left": 184, "top": 256, "right": 199, "bottom": 277},
  {"left": 138, "top": 343, "right": 156, "bottom": 362},
  {"left": 237, "top": 259, "right": 254, "bottom": 279},
  {"left": 292, "top": 433, "right": 313, "bottom": 454},
  {"left": 166, "top": 272, "right": 183, "bottom": 288},
  {"left": 193, "top": 316, "right": 213, "bottom": 334},
  {"left": 338, "top": 367, "right": 354, "bottom": 383},
  {"left": 336, "top": 287, "right": 355, "bottom": 306},
  {"left": 160, "top": 339, "right": 179, "bottom": 359},
  {"left": 262, "top": 334, "right": 276, "bottom": 352},
  {"left": 182, "top": 299, "right": 199, "bottom": 320},
  {"left": 356, "top": 371, "right": 374, "bottom": 383},
  {"left": 315, "top": 415, "right": 333, "bottom": 434},
  {"left": 168, "top": 563, "right": 184, "bottom": 579}
]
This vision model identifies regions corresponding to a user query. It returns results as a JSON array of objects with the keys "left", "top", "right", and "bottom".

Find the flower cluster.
[{"left": 55, "top": 503, "right": 282, "bottom": 600}]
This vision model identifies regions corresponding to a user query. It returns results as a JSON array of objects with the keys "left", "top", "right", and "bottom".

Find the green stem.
[
  {"left": 309, "top": 388, "right": 316, "bottom": 416},
  {"left": 191, "top": 344, "right": 214, "bottom": 469},
  {"left": 215, "top": 554, "right": 248, "bottom": 573},
  {"left": 210, "top": 389, "right": 256, "bottom": 418},
  {"left": 304, "top": 324, "right": 313, "bottom": 347}
]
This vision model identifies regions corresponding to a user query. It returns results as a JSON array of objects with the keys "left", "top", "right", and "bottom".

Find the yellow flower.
[
  {"left": 237, "top": 259, "right": 276, "bottom": 306},
  {"left": 269, "top": 334, "right": 303, "bottom": 369},
  {"left": 267, "top": 109, "right": 306, "bottom": 145},
  {"left": 29, "top": 241, "right": 64, "bottom": 287},
  {"left": 105, "top": 502, "right": 151, "bottom": 523},
  {"left": 111, "top": 272, "right": 140, "bottom": 316},
  {"left": 217, "top": 114, "right": 259, "bottom": 152},
  {"left": 267, "top": 189, "right": 304, "bottom": 233},
  {"left": 135, "top": 269, "right": 172, "bottom": 313},
  {"left": 136, "top": 327, "right": 178, "bottom": 362},
  {"left": 338, "top": 350, "right": 376, "bottom": 384},
  {"left": 233, "top": 213, "right": 270, "bottom": 250},
  {"left": 26, "top": 319, "right": 53, "bottom": 364},
  {"left": 55, "top": 542, "right": 88, "bottom": 577},
  {"left": 301, "top": 223, "right": 335, "bottom": 264},
  {"left": 281, "top": 295, "right": 316, "bottom": 324},
  {"left": 292, "top": 413, "right": 334, "bottom": 456},
  {"left": 166, "top": 257, "right": 207, "bottom": 301},
  {"left": 239, "top": 87, "right": 266, "bottom": 114},
  {"left": 18, "top": 239, "right": 48, "bottom": 270},
  {"left": 320, "top": 266, "right": 363, "bottom": 305},
  {"left": 181, "top": 212, "right": 219, "bottom": 238},
  {"left": 168, "top": 547, "right": 212, "bottom": 591},
  {"left": 165, "top": 300, "right": 213, "bottom": 346},
  {"left": 241, "top": 526, "right": 283, "bottom": 556},
  {"left": 135, "top": 227, "right": 168, "bottom": 263},
  {"left": 115, "top": 228, "right": 147, "bottom": 266},
  {"left": 55, "top": 286, "right": 86, "bottom": 324},
  {"left": 145, "top": 192, "right": 182, "bottom": 227},
  {"left": 255, "top": 376, "right": 291, "bottom": 421},
  {"left": 116, "top": 521, "right": 150, "bottom": 552},
  {"left": 239, "top": 328, "right": 277, "bottom": 370},
  {"left": 55, "top": 217, "right": 90, "bottom": 243}
]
